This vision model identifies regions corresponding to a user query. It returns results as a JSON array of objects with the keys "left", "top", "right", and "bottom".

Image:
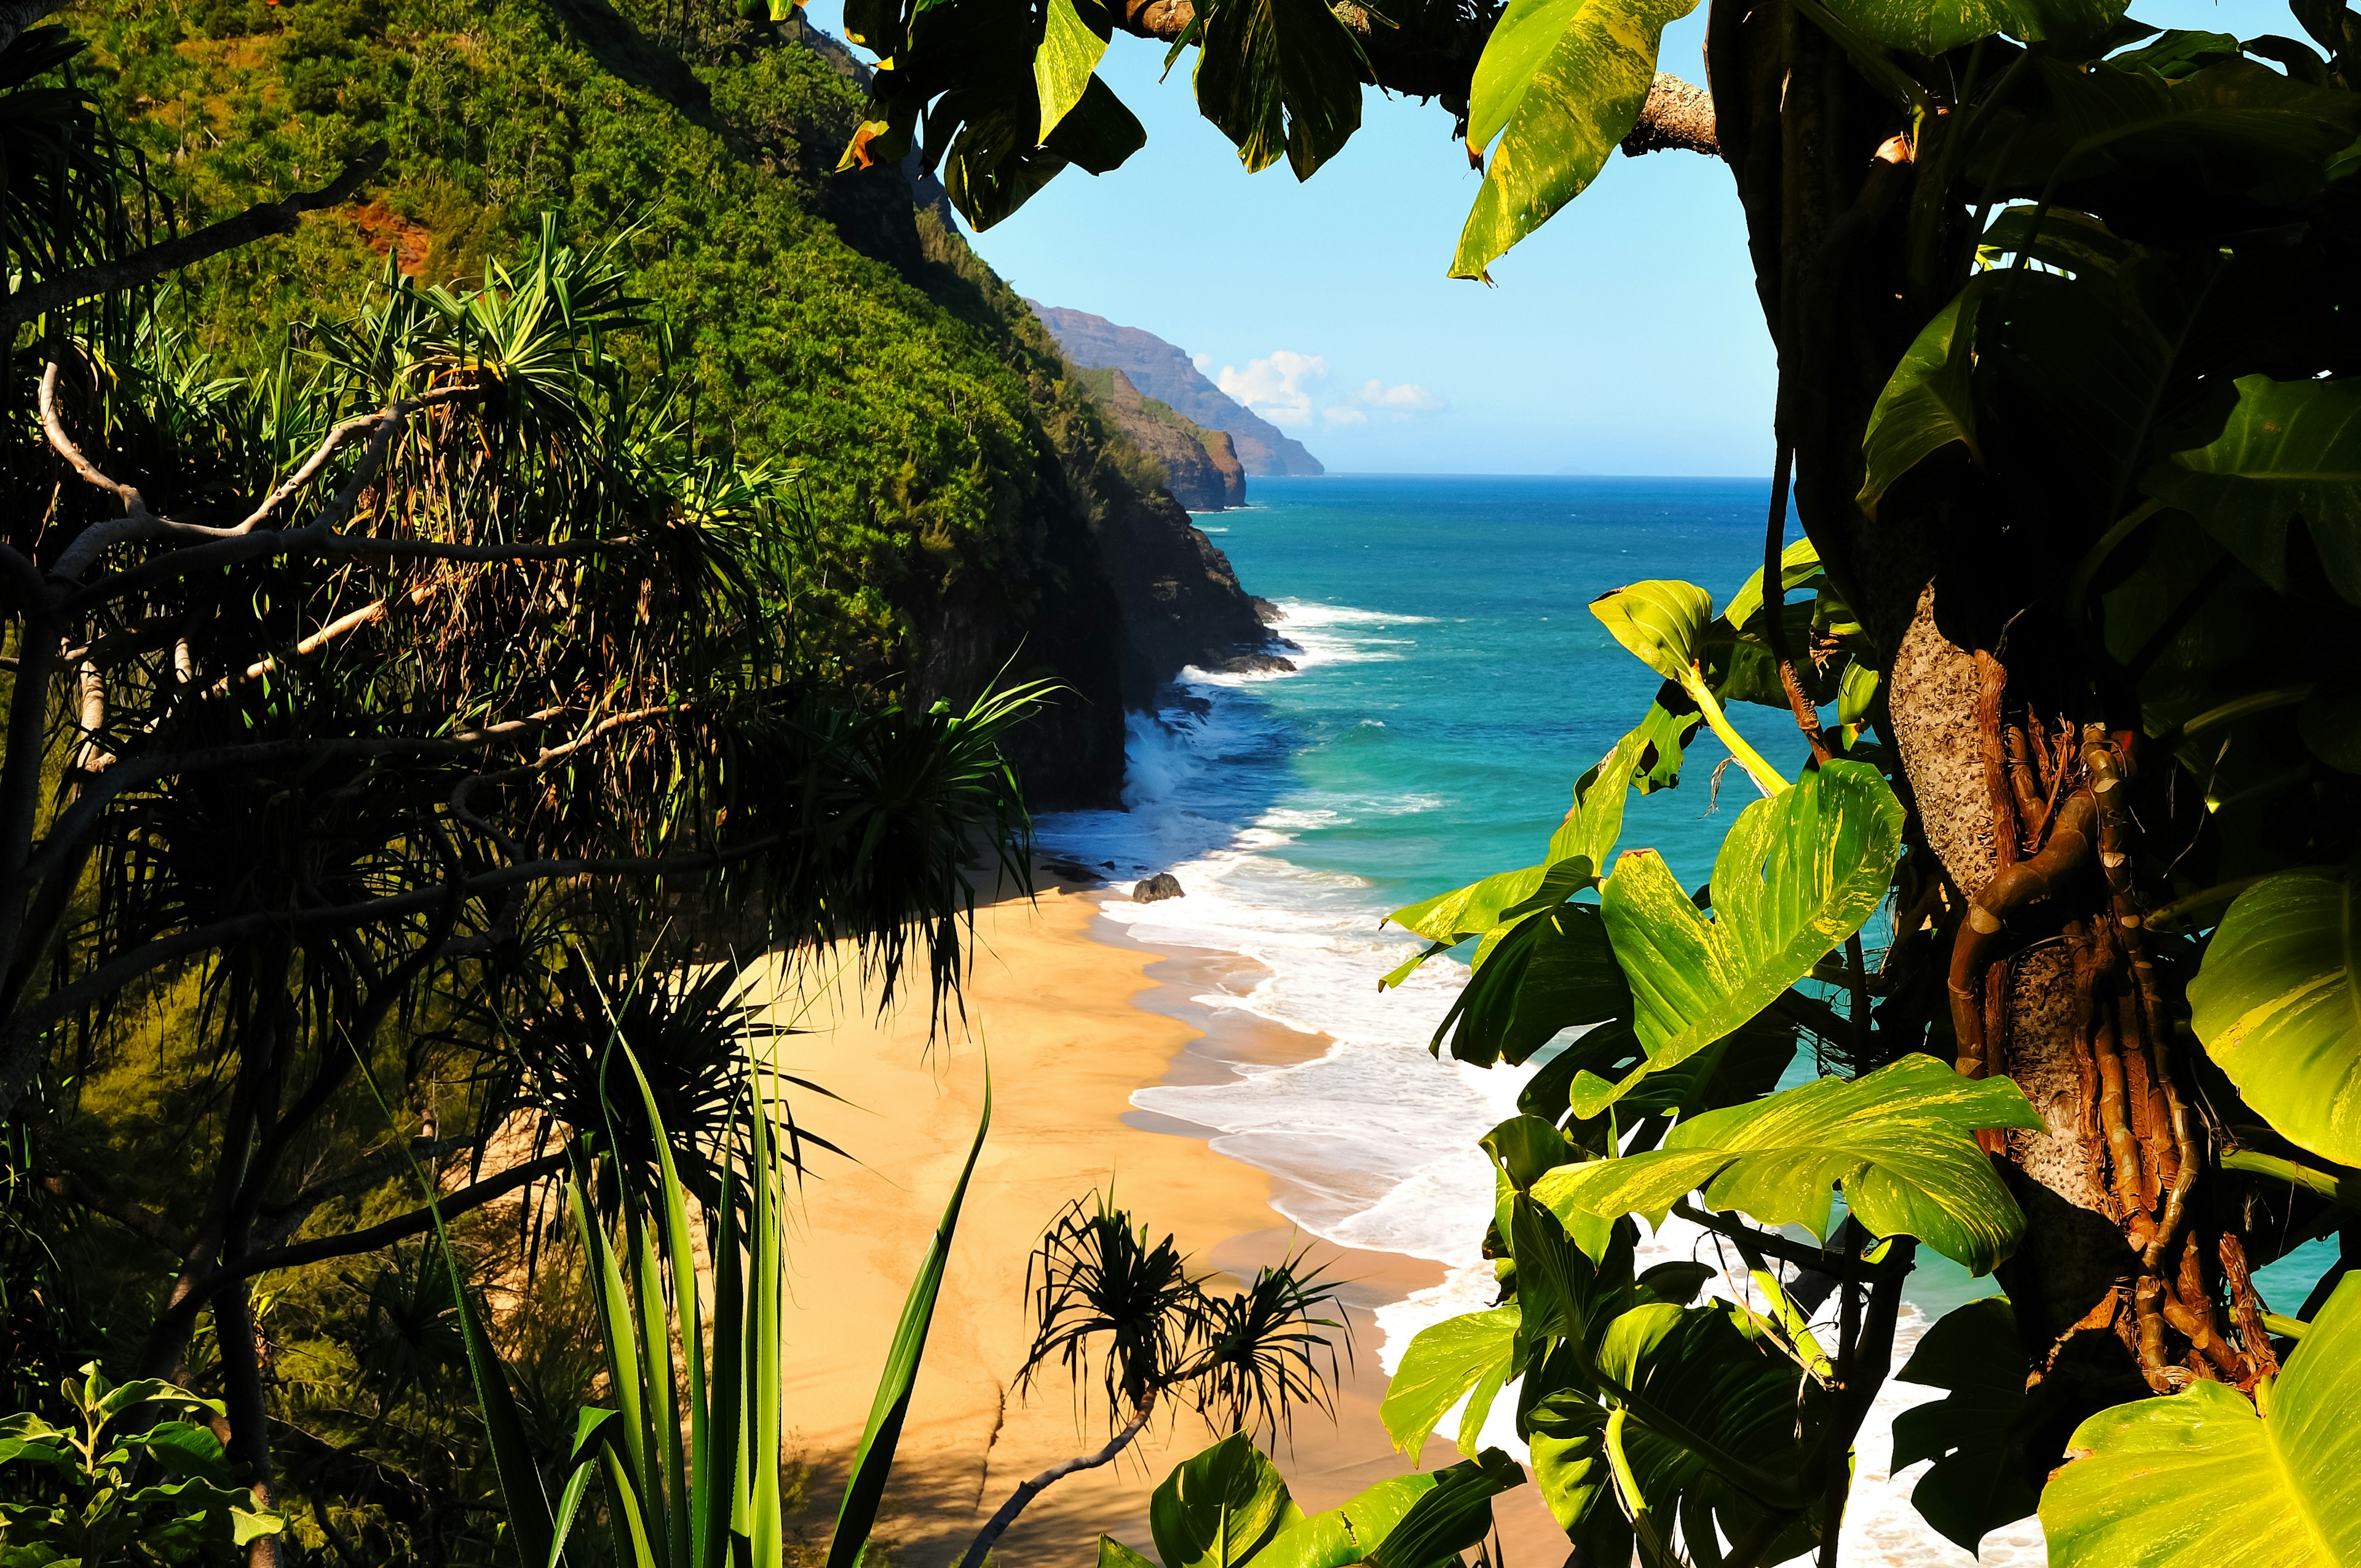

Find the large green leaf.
[
  {"left": 2039, "top": 1274, "right": 2361, "bottom": 1567},
  {"left": 2145, "top": 374, "right": 2361, "bottom": 607},
  {"left": 1891, "top": 1297, "right": 2048, "bottom": 1555},
  {"left": 1150, "top": 1432, "right": 1303, "bottom": 1568},
  {"left": 2014, "top": 56, "right": 2361, "bottom": 197},
  {"left": 1378, "top": 1304, "right": 1524, "bottom": 1461},
  {"left": 1450, "top": 0, "right": 1699, "bottom": 281},
  {"left": 2187, "top": 866, "right": 2361, "bottom": 1165},
  {"left": 1548, "top": 726, "right": 1650, "bottom": 870},
  {"left": 1193, "top": 0, "right": 1363, "bottom": 178},
  {"left": 1434, "top": 902, "right": 1629, "bottom": 1067},
  {"left": 1589, "top": 580, "right": 1712, "bottom": 685},
  {"left": 1815, "top": 0, "right": 2123, "bottom": 56},
  {"left": 1533, "top": 1054, "right": 2044, "bottom": 1272},
  {"left": 1361, "top": 1450, "right": 1525, "bottom": 1568},
  {"left": 1524, "top": 1391, "right": 1630, "bottom": 1563},
  {"left": 1035, "top": 0, "right": 1110, "bottom": 140},
  {"left": 1858, "top": 286, "right": 1984, "bottom": 516},
  {"left": 1588, "top": 1300, "right": 1824, "bottom": 1561},
  {"left": 1598, "top": 759, "right": 1902, "bottom": 1091}
]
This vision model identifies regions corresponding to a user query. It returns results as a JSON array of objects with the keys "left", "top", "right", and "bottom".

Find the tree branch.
[
  {"left": 958, "top": 1390, "right": 1159, "bottom": 1568},
  {"left": 1622, "top": 74, "right": 1719, "bottom": 159},
  {"left": 6, "top": 144, "right": 389, "bottom": 326},
  {"left": 208, "top": 1151, "right": 569, "bottom": 1290}
]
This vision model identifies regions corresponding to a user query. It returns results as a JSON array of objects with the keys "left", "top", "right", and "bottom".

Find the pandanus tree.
[
  {"left": 0, "top": 18, "right": 1038, "bottom": 1559},
  {"left": 958, "top": 1195, "right": 1350, "bottom": 1567},
  {"left": 832, "top": 0, "right": 2361, "bottom": 1558}
]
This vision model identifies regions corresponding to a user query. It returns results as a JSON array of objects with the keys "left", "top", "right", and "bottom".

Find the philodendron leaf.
[
  {"left": 1814, "top": 0, "right": 2124, "bottom": 56},
  {"left": 1451, "top": 0, "right": 1700, "bottom": 280},
  {"left": 1036, "top": 0, "right": 1110, "bottom": 139},
  {"left": 1379, "top": 1304, "right": 1524, "bottom": 1461},
  {"left": 2040, "top": 1273, "right": 2361, "bottom": 1567},
  {"left": 2187, "top": 865, "right": 2361, "bottom": 1165},
  {"left": 1891, "top": 1296, "right": 2046, "bottom": 1555},
  {"left": 1533, "top": 1055, "right": 2044, "bottom": 1273},
  {"left": 1589, "top": 580, "right": 1713, "bottom": 685},
  {"left": 1859, "top": 284, "right": 1985, "bottom": 516},
  {"left": 1549, "top": 726, "right": 1650, "bottom": 870},
  {"left": 1150, "top": 1431, "right": 1303, "bottom": 1568},
  {"left": 1599, "top": 759, "right": 1903, "bottom": 1092},
  {"left": 2144, "top": 374, "right": 2361, "bottom": 607}
]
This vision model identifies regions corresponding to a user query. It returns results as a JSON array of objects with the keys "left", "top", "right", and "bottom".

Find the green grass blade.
[
  {"left": 825, "top": 1062, "right": 994, "bottom": 1568},
  {"left": 573, "top": 1180, "right": 651, "bottom": 1489},
  {"left": 705, "top": 1161, "right": 746, "bottom": 1568},
  {"left": 627, "top": 1204, "right": 681, "bottom": 1568},
  {"left": 350, "top": 1046, "right": 556, "bottom": 1566},
  {"left": 603, "top": 1447, "right": 665, "bottom": 1568},
  {"left": 621, "top": 1043, "right": 709, "bottom": 1568},
  {"left": 749, "top": 1057, "right": 785, "bottom": 1568}
]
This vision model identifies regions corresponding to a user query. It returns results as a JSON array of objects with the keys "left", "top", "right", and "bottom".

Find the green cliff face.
[{"left": 74, "top": 0, "right": 1269, "bottom": 803}]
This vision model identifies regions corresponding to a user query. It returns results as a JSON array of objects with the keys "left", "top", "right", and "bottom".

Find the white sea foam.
[{"left": 1035, "top": 599, "right": 2041, "bottom": 1568}]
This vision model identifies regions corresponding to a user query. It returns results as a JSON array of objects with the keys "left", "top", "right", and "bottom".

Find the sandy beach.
[{"left": 762, "top": 870, "right": 1566, "bottom": 1568}]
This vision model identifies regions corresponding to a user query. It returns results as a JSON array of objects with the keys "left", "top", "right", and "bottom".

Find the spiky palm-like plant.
[{"left": 957, "top": 1196, "right": 1351, "bottom": 1568}]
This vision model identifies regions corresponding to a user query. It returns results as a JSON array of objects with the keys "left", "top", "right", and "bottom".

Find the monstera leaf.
[
  {"left": 1108, "top": 1437, "right": 1525, "bottom": 1568},
  {"left": 1533, "top": 1055, "right": 2044, "bottom": 1272},
  {"left": 1150, "top": 1432, "right": 1302, "bottom": 1568},
  {"left": 2188, "top": 865, "right": 2361, "bottom": 1165},
  {"left": 2145, "top": 374, "right": 2361, "bottom": 607},
  {"left": 1450, "top": 0, "right": 1700, "bottom": 281},
  {"left": 1891, "top": 1296, "right": 2052, "bottom": 1554},
  {"left": 1816, "top": 0, "right": 2124, "bottom": 56},
  {"left": 2040, "top": 1274, "right": 2361, "bottom": 1567},
  {"left": 1193, "top": 0, "right": 1364, "bottom": 178},
  {"left": 1597, "top": 759, "right": 1902, "bottom": 1092}
]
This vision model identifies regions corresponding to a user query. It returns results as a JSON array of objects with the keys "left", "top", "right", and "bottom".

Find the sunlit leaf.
[
  {"left": 1451, "top": 0, "right": 1699, "bottom": 280},
  {"left": 1534, "top": 1055, "right": 2043, "bottom": 1272},
  {"left": 2040, "top": 1275, "right": 2361, "bottom": 1567},
  {"left": 1598, "top": 760, "right": 1902, "bottom": 1090},
  {"left": 2188, "top": 866, "right": 2361, "bottom": 1166}
]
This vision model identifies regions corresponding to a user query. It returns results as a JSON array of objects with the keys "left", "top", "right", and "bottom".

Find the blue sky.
[{"left": 809, "top": 0, "right": 2279, "bottom": 473}]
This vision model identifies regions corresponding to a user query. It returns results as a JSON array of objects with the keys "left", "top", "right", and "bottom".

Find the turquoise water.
[
  {"left": 1195, "top": 474, "right": 1793, "bottom": 902},
  {"left": 1040, "top": 473, "right": 2319, "bottom": 1566},
  {"left": 1045, "top": 475, "right": 2318, "bottom": 1495}
]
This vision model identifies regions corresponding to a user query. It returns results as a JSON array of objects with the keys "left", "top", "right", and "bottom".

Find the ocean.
[{"left": 1034, "top": 474, "right": 2322, "bottom": 1567}]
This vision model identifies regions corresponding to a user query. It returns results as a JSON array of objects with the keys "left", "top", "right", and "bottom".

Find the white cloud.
[
  {"left": 1351, "top": 378, "right": 1444, "bottom": 413},
  {"left": 1192, "top": 352, "right": 1213, "bottom": 374},
  {"left": 1218, "top": 351, "right": 1331, "bottom": 430},
  {"left": 1213, "top": 352, "right": 1445, "bottom": 431}
]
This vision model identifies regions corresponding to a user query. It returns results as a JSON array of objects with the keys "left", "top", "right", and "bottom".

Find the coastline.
[{"left": 762, "top": 870, "right": 1562, "bottom": 1568}]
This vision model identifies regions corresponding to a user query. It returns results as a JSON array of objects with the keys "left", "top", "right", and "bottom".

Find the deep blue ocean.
[{"left": 1036, "top": 475, "right": 2317, "bottom": 1566}]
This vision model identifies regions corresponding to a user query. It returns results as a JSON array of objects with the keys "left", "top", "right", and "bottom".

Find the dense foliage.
[
  {"left": 71, "top": 0, "right": 1176, "bottom": 699},
  {"left": 845, "top": 0, "right": 2361, "bottom": 1561}
]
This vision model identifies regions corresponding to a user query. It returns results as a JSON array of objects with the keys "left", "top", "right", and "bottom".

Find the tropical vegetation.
[{"left": 839, "top": 0, "right": 2361, "bottom": 1559}]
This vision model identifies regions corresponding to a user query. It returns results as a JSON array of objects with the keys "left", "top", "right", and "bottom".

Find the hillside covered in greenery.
[{"left": 73, "top": 0, "right": 1266, "bottom": 803}]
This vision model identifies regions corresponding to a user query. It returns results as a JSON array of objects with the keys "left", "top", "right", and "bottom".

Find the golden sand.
[{"left": 763, "top": 876, "right": 1564, "bottom": 1568}]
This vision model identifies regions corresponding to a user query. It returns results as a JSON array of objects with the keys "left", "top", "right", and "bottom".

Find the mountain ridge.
[{"left": 1029, "top": 303, "right": 1326, "bottom": 477}]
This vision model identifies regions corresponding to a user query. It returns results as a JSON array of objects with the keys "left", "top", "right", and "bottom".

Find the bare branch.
[
  {"left": 1622, "top": 75, "right": 1718, "bottom": 159},
  {"left": 206, "top": 1151, "right": 570, "bottom": 1290},
  {"left": 36, "top": 1165, "right": 188, "bottom": 1254},
  {"left": 40, "top": 361, "right": 140, "bottom": 506},
  {"left": 6, "top": 144, "right": 389, "bottom": 326}
]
